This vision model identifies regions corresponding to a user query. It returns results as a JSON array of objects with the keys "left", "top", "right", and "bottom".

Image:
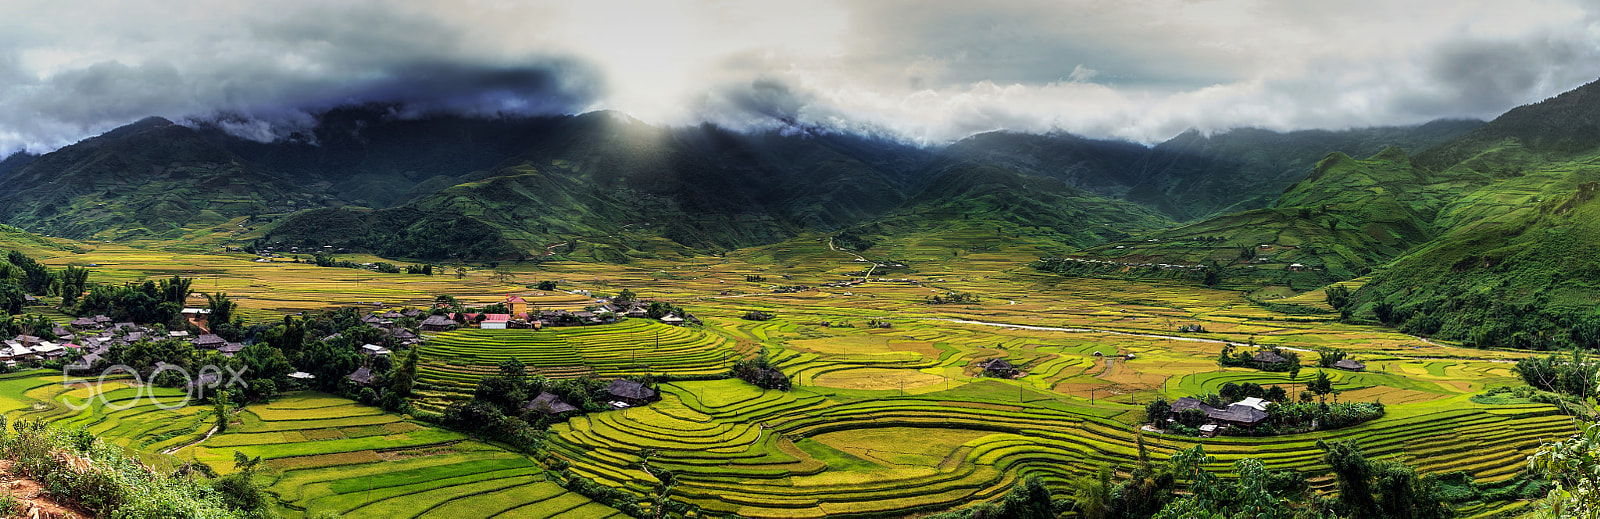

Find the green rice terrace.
[{"left": 0, "top": 225, "right": 1584, "bottom": 517}]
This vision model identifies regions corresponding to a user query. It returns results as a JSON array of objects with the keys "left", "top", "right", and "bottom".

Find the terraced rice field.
[
  {"left": 414, "top": 320, "right": 746, "bottom": 411},
  {"left": 548, "top": 379, "right": 1569, "bottom": 518},
  {"left": 0, "top": 373, "right": 618, "bottom": 518},
  {"left": 4, "top": 231, "right": 1572, "bottom": 517}
]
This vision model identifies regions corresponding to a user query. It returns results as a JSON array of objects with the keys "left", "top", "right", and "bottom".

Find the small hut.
[
  {"left": 522, "top": 392, "right": 579, "bottom": 416},
  {"left": 347, "top": 367, "right": 375, "bottom": 386},
  {"left": 606, "top": 379, "right": 656, "bottom": 406},
  {"left": 977, "top": 358, "right": 1018, "bottom": 378},
  {"left": 1333, "top": 359, "right": 1366, "bottom": 371},
  {"left": 1252, "top": 350, "right": 1288, "bottom": 368}
]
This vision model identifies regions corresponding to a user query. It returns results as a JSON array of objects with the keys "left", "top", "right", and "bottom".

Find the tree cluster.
[
  {"left": 926, "top": 291, "right": 978, "bottom": 305},
  {"left": 1514, "top": 350, "right": 1600, "bottom": 399},
  {"left": 730, "top": 353, "right": 790, "bottom": 391},
  {"left": 1217, "top": 344, "right": 1302, "bottom": 375}
]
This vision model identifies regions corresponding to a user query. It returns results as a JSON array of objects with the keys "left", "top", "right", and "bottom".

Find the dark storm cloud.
[
  {"left": 1397, "top": 34, "right": 1600, "bottom": 117},
  {"left": 3, "top": 0, "right": 1600, "bottom": 153},
  {"left": 0, "top": 1, "right": 602, "bottom": 153}
]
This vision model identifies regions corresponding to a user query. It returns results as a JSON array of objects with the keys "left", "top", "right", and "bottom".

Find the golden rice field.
[{"left": 0, "top": 230, "right": 1570, "bottom": 517}]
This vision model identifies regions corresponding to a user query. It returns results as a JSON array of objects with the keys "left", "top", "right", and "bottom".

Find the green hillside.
[
  {"left": 0, "top": 118, "right": 323, "bottom": 243},
  {"left": 1049, "top": 148, "right": 1452, "bottom": 288}
]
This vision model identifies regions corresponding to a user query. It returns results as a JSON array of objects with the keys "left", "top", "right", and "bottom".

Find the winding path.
[{"left": 162, "top": 424, "right": 220, "bottom": 455}]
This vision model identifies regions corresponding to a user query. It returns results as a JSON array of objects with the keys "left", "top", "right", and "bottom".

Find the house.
[
  {"left": 606, "top": 379, "right": 656, "bottom": 406},
  {"left": 33, "top": 342, "right": 65, "bottom": 359},
  {"left": 402, "top": 308, "right": 423, "bottom": 318},
  {"left": 180, "top": 308, "right": 211, "bottom": 322},
  {"left": 522, "top": 392, "right": 578, "bottom": 416},
  {"left": 625, "top": 307, "right": 649, "bottom": 318},
  {"left": 361, "top": 344, "right": 391, "bottom": 356},
  {"left": 392, "top": 329, "right": 418, "bottom": 343},
  {"left": 380, "top": 310, "right": 404, "bottom": 320},
  {"left": 168, "top": 331, "right": 190, "bottom": 338},
  {"left": 1333, "top": 359, "right": 1367, "bottom": 371},
  {"left": 69, "top": 317, "right": 98, "bottom": 328},
  {"left": 1252, "top": 350, "right": 1288, "bottom": 367},
  {"left": 419, "top": 314, "right": 456, "bottom": 332},
  {"left": 219, "top": 343, "right": 246, "bottom": 357},
  {"left": 1167, "top": 396, "right": 1271, "bottom": 436},
  {"left": 1206, "top": 404, "right": 1269, "bottom": 428},
  {"left": 192, "top": 334, "right": 226, "bottom": 349},
  {"left": 660, "top": 314, "right": 684, "bottom": 326},
  {"left": 92, "top": 315, "right": 112, "bottom": 326},
  {"left": 14, "top": 335, "right": 39, "bottom": 347},
  {"left": 347, "top": 367, "right": 375, "bottom": 386},
  {"left": 506, "top": 295, "right": 528, "bottom": 316},
  {"left": 22, "top": 295, "right": 42, "bottom": 306},
  {"left": 480, "top": 314, "right": 511, "bottom": 330},
  {"left": 1234, "top": 397, "right": 1269, "bottom": 411},
  {"left": 186, "top": 373, "right": 220, "bottom": 393},
  {"left": 0, "top": 343, "right": 32, "bottom": 361},
  {"left": 1287, "top": 263, "right": 1308, "bottom": 272},
  {"left": 977, "top": 358, "right": 1018, "bottom": 378}
]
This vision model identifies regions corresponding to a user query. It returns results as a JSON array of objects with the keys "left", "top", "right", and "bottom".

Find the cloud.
[{"left": 1, "top": 0, "right": 1599, "bottom": 155}]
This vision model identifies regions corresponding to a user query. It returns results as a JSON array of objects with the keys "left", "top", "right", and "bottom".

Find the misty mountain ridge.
[{"left": 0, "top": 102, "right": 1479, "bottom": 257}]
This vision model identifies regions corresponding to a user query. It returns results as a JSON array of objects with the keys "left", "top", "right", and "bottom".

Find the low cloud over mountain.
[{"left": 2, "top": 0, "right": 1599, "bottom": 154}]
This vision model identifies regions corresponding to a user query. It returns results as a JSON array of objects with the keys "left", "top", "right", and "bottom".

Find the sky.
[{"left": 2, "top": 0, "right": 1599, "bottom": 155}]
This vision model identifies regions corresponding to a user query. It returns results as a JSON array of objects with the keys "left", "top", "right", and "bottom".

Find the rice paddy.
[
  {"left": 1, "top": 230, "right": 1573, "bottom": 517},
  {"left": 0, "top": 373, "right": 619, "bottom": 518}
]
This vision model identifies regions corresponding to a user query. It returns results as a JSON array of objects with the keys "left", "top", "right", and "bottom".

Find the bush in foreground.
[{"left": 4, "top": 417, "right": 262, "bottom": 518}]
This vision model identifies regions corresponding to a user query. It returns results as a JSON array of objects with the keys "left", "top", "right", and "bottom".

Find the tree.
[
  {"left": 1530, "top": 421, "right": 1600, "bottom": 519},
  {"left": 1144, "top": 398, "right": 1173, "bottom": 425},
  {"left": 1070, "top": 466, "right": 1114, "bottom": 519},
  {"left": 206, "top": 292, "right": 237, "bottom": 329},
  {"left": 1308, "top": 370, "right": 1335, "bottom": 403},
  {"left": 615, "top": 288, "right": 637, "bottom": 305},
  {"left": 211, "top": 450, "right": 269, "bottom": 514},
  {"left": 213, "top": 389, "right": 231, "bottom": 433},
  {"left": 1321, "top": 440, "right": 1450, "bottom": 519},
  {"left": 1326, "top": 284, "right": 1352, "bottom": 310},
  {"left": 1318, "top": 347, "right": 1349, "bottom": 368},
  {"left": 392, "top": 347, "right": 419, "bottom": 399},
  {"left": 1322, "top": 440, "right": 1377, "bottom": 517},
  {"left": 59, "top": 265, "right": 89, "bottom": 309}
]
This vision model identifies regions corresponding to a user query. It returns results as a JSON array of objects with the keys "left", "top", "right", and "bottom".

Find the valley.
[{"left": 0, "top": 223, "right": 1573, "bottom": 517}]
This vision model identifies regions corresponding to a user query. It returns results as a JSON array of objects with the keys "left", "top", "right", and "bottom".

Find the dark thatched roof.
[
  {"left": 347, "top": 367, "right": 374, "bottom": 385},
  {"left": 979, "top": 358, "right": 1015, "bottom": 371},
  {"left": 1207, "top": 404, "right": 1270, "bottom": 425},
  {"left": 1252, "top": 350, "right": 1288, "bottom": 364},
  {"left": 1333, "top": 359, "right": 1366, "bottom": 371},
  {"left": 420, "top": 315, "right": 455, "bottom": 327},
  {"left": 522, "top": 392, "right": 578, "bottom": 415},
  {"left": 606, "top": 379, "right": 656, "bottom": 401}
]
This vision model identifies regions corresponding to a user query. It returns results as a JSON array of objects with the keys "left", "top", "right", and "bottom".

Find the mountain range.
[
  {"left": 0, "top": 106, "right": 1480, "bottom": 259},
  {"left": 12, "top": 78, "right": 1600, "bottom": 349}
]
